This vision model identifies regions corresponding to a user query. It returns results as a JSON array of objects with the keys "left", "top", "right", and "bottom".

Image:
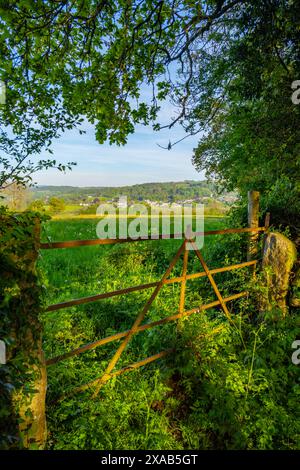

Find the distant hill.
[{"left": 31, "top": 180, "right": 237, "bottom": 204}]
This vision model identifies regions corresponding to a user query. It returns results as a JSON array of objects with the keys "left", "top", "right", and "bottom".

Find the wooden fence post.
[
  {"left": 16, "top": 218, "right": 47, "bottom": 449},
  {"left": 247, "top": 190, "right": 260, "bottom": 261},
  {"left": 0, "top": 213, "right": 47, "bottom": 449}
]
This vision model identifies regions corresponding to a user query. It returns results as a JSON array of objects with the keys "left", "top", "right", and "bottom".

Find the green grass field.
[
  {"left": 39, "top": 216, "right": 248, "bottom": 449},
  {"left": 40, "top": 216, "right": 227, "bottom": 306},
  {"left": 37, "top": 216, "right": 300, "bottom": 450}
]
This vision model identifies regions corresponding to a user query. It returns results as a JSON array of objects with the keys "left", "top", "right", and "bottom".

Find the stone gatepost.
[{"left": 261, "top": 232, "right": 297, "bottom": 315}]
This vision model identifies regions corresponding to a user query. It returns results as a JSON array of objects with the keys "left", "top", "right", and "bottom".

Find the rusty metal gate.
[{"left": 41, "top": 224, "right": 267, "bottom": 397}]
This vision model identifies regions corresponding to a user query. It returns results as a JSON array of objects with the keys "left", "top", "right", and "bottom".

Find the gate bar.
[
  {"left": 40, "top": 227, "right": 266, "bottom": 250},
  {"left": 45, "top": 259, "right": 257, "bottom": 312},
  {"left": 46, "top": 291, "right": 247, "bottom": 366},
  {"left": 92, "top": 241, "right": 187, "bottom": 397}
]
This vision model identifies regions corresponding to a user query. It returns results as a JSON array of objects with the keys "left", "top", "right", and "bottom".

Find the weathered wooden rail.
[
  {"left": 41, "top": 224, "right": 268, "bottom": 397},
  {"left": 41, "top": 226, "right": 265, "bottom": 249}
]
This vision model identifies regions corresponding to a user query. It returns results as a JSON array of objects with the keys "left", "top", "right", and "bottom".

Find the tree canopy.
[
  {"left": 0, "top": 0, "right": 299, "bottom": 225},
  {"left": 191, "top": 0, "right": 300, "bottom": 227},
  {"left": 0, "top": 1, "right": 245, "bottom": 145}
]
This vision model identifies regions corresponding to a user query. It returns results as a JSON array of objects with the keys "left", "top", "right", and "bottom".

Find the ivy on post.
[{"left": 0, "top": 208, "right": 48, "bottom": 449}]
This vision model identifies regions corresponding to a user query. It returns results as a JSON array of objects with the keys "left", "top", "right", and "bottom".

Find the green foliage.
[
  {"left": 47, "top": 371, "right": 180, "bottom": 450},
  {"left": 172, "top": 310, "right": 300, "bottom": 449},
  {"left": 260, "top": 178, "right": 300, "bottom": 234},
  {"left": 192, "top": 1, "right": 300, "bottom": 231},
  {"left": 40, "top": 216, "right": 300, "bottom": 450},
  {"left": 0, "top": 1, "right": 299, "bottom": 220},
  {"left": 27, "top": 199, "right": 46, "bottom": 212},
  {"left": 0, "top": 0, "right": 299, "bottom": 450},
  {"left": 4, "top": 1, "right": 298, "bottom": 194},
  {"left": 0, "top": 207, "right": 48, "bottom": 449},
  {"left": 48, "top": 197, "right": 66, "bottom": 214},
  {"left": 40, "top": 217, "right": 224, "bottom": 449},
  {"left": 3, "top": 1, "right": 279, "bottom": 147}
]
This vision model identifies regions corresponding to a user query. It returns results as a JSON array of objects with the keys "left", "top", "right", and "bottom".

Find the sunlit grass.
[{"left": 40, "top": 216, "right": 230, "bottom": 450}]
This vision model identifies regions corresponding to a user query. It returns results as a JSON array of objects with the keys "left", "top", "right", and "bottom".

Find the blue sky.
[{"left": 35, "top": 97, "right": 204, "bottom": 187}]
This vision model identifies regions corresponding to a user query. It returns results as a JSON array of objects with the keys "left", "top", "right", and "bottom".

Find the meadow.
[
  {"left": 39, "top": 216, "right": 300, "bottom": 450},
  {"left": 40, "top": 216, "right": 230, "bottom": 308},
  {"left": 39, "top": 216, "right": 234, "bottom": 449}
]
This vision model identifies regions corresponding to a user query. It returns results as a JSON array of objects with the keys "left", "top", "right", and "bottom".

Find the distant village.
[
  {"left": 77, "top": 193, "right": 237, "bottom": 208},
  {"left": 0, "top": 181, "right": 238, "bottom": 214}
]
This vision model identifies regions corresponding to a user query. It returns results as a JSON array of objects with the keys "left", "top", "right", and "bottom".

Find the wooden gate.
[{"left": 41, "top": 223, "right": 268, "bottom": 398}]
